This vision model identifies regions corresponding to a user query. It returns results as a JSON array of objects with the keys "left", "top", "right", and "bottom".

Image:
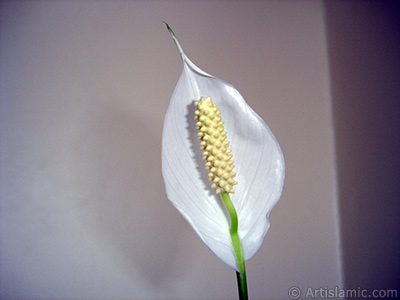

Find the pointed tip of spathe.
[
  {"left": 163, "top": 22, "right": 186, "bottom": 63},
  {"left": 162, "top": 21, "right": 175, "bottom": 37}
]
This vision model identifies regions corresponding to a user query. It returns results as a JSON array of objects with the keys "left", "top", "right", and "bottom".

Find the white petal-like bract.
[{"left": 162, "top": 27, "right": 285, "bottom": 270}]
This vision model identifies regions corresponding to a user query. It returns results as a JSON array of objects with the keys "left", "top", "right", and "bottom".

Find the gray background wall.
[
  {"left": 1, "top": 1, "right": 398, "bottom": 299},
  {"left": 325, "top": 1, "right": 400, "bottom": 296}
]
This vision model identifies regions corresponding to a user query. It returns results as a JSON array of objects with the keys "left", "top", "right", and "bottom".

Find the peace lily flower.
[{"left": 161, "top": 23, "right": 285, "bottom": 298}]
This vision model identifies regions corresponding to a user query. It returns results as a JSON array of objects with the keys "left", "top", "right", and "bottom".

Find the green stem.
[{"left": 220, "top": 192, "right": 248, "bottom": 300}]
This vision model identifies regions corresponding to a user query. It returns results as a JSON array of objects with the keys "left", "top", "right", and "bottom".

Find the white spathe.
[{"left": 161, "top": 28, "right": 285, "bottom": 271}]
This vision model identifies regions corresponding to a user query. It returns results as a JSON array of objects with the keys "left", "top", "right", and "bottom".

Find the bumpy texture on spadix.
[
  {"left": 195, "top": 96, "right": 237, "bottom": 194},
  {"left": 162, "top": 24, "right": 285, "bottom": 271}
]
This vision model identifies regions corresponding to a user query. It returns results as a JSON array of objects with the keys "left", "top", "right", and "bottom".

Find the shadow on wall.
[
  {"left": 324, "top": 0, "right": 400, "bottom": 293},
  {"left": 74, "top": 99, "right": 195, "bottom": 291}
]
